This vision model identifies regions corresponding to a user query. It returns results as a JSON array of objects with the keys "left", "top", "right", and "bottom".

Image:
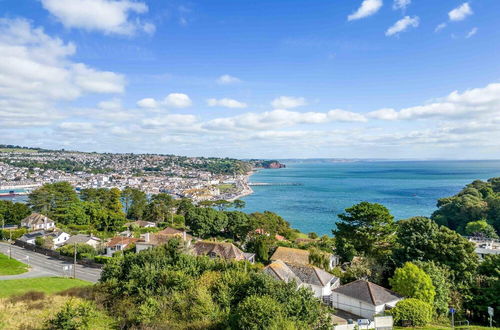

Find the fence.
[{"left": 13, "top": 240, "right": 103, "bottom": 269}]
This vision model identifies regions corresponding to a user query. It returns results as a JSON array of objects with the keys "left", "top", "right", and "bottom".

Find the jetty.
[{"left": 248, "top": 182, "right": 303, "bottom": 186}]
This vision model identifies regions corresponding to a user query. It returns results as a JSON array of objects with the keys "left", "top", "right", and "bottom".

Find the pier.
[{"left": 248, "top": 182, "right": 303, "bottom": 186}]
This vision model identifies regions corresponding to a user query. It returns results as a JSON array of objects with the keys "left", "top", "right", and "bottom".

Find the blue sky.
[{"left": 0, "top": 0, "right": 499, "bottom": 159}]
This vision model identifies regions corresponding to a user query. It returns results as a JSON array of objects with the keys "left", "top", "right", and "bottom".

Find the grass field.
[
  {"left": 0, "top": 277, "right": 92, "bottom": 298},
  {"left": 0, "top": 253, "right": 28, "bottom": 275}
]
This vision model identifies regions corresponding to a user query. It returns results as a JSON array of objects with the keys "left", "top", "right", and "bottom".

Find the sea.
[{"left": 241, "top": 160, "right": 500, "bottom": 236}]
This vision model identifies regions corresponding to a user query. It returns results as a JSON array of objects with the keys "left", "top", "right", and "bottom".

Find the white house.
[
  {"left": 104, "top": 237, "right": 139, "bottom": 256},
  {"left": 63, "top": 234, "right": 101, "bottom": 249},
  {"left": 124, "top": 220, "right": 156, "bottom": 228},
  {"left": 20, "top": 213, "right": 55, "bottom": 231},
  {"left": 331, "top": 280, "right": 403, "bottom": 319},
  {"left": 264, "top": 260, "right": 340, "bottom": 299},
  {"left": 19, "top": 230, "right": 70, "bottom": 248}
]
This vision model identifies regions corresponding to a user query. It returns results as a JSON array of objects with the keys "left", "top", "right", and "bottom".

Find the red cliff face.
[{"left": 265, "top": 161, "right": 286, "bottom": 169}]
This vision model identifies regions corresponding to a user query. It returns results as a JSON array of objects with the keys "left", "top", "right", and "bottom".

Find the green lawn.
[
  {"left": 0, "top": 253, "right": 28, "bottom": 275},
  {"left": 0, "top": 277, "right": 92, "bottom": 298}
]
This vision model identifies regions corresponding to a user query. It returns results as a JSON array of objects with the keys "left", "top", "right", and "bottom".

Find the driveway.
[{"left": 0, "top": 243, "right": 102, "bottom": 283}]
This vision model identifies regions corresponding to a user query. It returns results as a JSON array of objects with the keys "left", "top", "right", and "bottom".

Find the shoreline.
[{"left": 227, "top": 170, "right": 256, "bottom": 201}]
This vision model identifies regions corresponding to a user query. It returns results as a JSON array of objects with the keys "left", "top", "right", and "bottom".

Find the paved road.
[{"left": 0, "top": 243, "right": 102, "bottom": 283}]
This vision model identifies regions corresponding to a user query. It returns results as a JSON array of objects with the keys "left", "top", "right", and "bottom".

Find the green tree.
[
  {"left": 333, "top": 202, "right": 395, "bottom": 262},
  {"left": 45, "top": 301, "right": 96, "bottom": 330},
  {"left": 465, "top": 219, "right": 499, "bottom": 239},
  {"left": 124, "top": 188, "right": 148, "bottom": 220},
  {"left": 467, "top": 255, "right": 500, "bottom": 324},
  {"left": 57, "top": 202, "right": 90, "bottom": 225},
  {"left": 144, "top": 193, "right": 175, "bottom": 223},
  {"left": 308, "top": 247, "right": 331, "bottom": 270},
  {"left": 413, "top": 260, "right": 451, "bottom": 315},
  {"left": 185, "top": 207, "right": 228, "bottom": 238},
  {"left": 389, "top": 298, "right": 433, "bottom": 326},
  {"left": 225, "top": 211, "right": 251, "bottom": 240},
  {"left": 0, "top": 200, "right": 30, "bottom": 226},
  {"left": 390, "top": 262, "right": 436, "bottom": 304},
  {"left": 232, "top": 295, "right": 284, "bottom": 330},
  {"left": 28, "top": 182, "right": 79, "bottom": 220},
  {"left": 393, "top": 217, "right": 478, "bottom": 286}
]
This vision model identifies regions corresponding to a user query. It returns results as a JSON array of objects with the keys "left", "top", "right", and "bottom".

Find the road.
[{"left": 0, "top": 243, "right": 102, "bottom": 283}]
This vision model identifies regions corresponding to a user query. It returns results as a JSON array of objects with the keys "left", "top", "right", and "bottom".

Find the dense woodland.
[{"left": 1, "top": 178, "right": 499, "bottom": 328}]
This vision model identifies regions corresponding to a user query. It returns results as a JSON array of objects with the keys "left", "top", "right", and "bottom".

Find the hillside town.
[{"left": 0, "top": 147, "right": 254, "bottom": 201}]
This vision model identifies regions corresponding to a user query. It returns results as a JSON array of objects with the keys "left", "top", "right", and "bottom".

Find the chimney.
[
  {"left": 182, "top": 230, "right": 186, "bottom": 241},
  {"left": 145, "top": 232, "right": 150, "bottom": 243}
]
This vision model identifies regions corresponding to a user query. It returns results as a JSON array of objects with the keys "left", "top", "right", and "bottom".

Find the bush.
[
  {"left": 0, "top": 228, "right": 27, "bottom": 240},
  {"left": 232, "top": 295, "right": 284, "bottom": 329},
  {"left": 58, "top": 244, "right": 97, "bottom": 260},
  {"left": 8, "top": 291, "right": 46, "bottom": 304},
  {"left": 45, "top": 300, "right": 96, "bottom": 330},
  {"left": 389, "top": 298, "right": 433, "bottom": 326},
  {"left": 94, "top": 255, "right": 113, "bottom": 264}
]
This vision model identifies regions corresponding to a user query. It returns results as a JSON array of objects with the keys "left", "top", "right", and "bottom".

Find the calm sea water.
[{"left": 241, "top": 160, "right": 500, "bottom": 236}]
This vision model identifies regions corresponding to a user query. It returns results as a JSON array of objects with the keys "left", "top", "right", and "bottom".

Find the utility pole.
[{"left": 73, "top": 242, "right": 77, "bottom": 279}]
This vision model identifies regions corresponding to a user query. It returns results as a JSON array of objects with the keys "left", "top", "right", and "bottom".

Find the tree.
[
  {"left": 389, "top": 298, "right": 433, "bottom": 327},
  {"left": 28, "top": 182, "right": 79, "bottom": 220},
  {"left": 123, "top": 188, "right": 148, "bottom": 220},
  {"left": 225, "top": 211, "right": 251, "bottom": 240},
  {"left": 232, "top": 295, "right": 284, "bottom": 330},
  {"left": 144, "top": 193, "right": 175, "bottom": 223},
  {"left": 232, "top": 199, "right": 246, "bottom": 209},
  {"left": 390, "top": 262, "right": 436, "bottom": 304},
  {"left": 0, "top": 200, "right": 30, "bottom": 226},
  {"left": 467, "top": 255, "right": 500, "bottom": 324},
  {"left": 249, "top": 211, "right": 293, "bottom": 238},
  {"left": 413, "top": 260, "right": 451, "bottom": 316},
  {"left": 393, "top": 217, "right": 478, "bottom": 286},
  {"left": 465, "top": 219, "right": 499, "bottom": 239},
  {"left": 45, "top": 301, "right": 96, "bottom": 330},
  {"left": 57, "top": 202, "right": 90, "bottom": 225},
  {"left": 185, "top": 207, "right": 228, "bottom": 238},
  {"left": 308, "top": 247, "right": 331, "bottom": 270},
  {"left": 333, "top": 202, "right": 395, "bottom": 262}
]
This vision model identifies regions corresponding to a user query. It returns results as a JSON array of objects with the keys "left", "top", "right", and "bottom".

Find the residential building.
[
  {"left": 20, "top": 213, "right": 55, "bottom": 231},
  {"left": 124, "top": 220, "right": 156, "bottom": 228},
  {"left": 63, "top": 234, "right": 101, "bottom": 249},
  {"left": 135, "top": 227, "right": 195, "bottom": 253},
  {"left": 105, "top": 237, "right": 140, "bottom": 256},
  {"left": 270, "top": 246, "right": 340, "bottom": 269},
  {"left": 468, "top": 237, "right": 500, "bottom": 260},
  {"left": 264, "top": 260, "right": 340, "bottom": 299},
  {"left": 331, "top": 280, "right": 403, "bottom": 319},
  {"left": 193, "top": 241, "right": 255, "bottom": 263},
  {"left": 19, "top": 230, "right": 70, "bottom": 248}
]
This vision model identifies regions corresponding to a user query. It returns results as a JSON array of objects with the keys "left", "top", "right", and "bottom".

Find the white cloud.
[
  {"left": 271, "top": 96, "right": 307, "bottom": 109},
  {"left": 0, "top": 18, "right": 124, "bottom": 127},
  {"left": 435, "top": 23, "right": 447, "bottom": 32},
  {"left": 203, "top": 109, "right": 366, "bottom": 131},
  {"left": 368, "top": 83, "right": 500, "bottom": 120},
  {"left": 207, "top": 98, "right": 247, "bottom": 109},
  {"left": 466, "top": 27, "right": 478, "bottom": 38},
  {"left": 137, "top": 98, "right": 158, "bottom": 108},
  {"left": 393, "top": 0, "right": 410, "bottom": 10},
  {"left": 348, "top": 0, "right": 383, "bottom": 21},
  {"left": 98, "top": 98, "right": 121, "bottom": 110},
  {"left": 386, "top": 16, "right": 419, "bottom": 36},
  {"left": 141, "top": 114, "right": 198, "bottom": 128},
  {"left": 41, "top": 0, "right": 154, "bottom": 35},
  {"left": 164, "top": 93, "right": 192, "bottom": 108},
  {"left": 216, "top": 74, "right": 241, "bottom": 85},
  {"left": 448, "top": 3, "right": 473, "bottom": 21}
]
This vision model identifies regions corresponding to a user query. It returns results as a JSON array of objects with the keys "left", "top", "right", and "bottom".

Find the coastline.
[{"left": 227, "top": 170, "right": 256, "bottom": 201}]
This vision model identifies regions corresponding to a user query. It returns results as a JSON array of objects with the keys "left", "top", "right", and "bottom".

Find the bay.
[{"left": 241, "top": 160, "right": 500, "bottom": 236}]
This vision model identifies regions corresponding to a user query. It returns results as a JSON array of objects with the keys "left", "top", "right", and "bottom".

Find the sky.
[{"left": 0, "top": 0, "right": 499, "bottom": 159}]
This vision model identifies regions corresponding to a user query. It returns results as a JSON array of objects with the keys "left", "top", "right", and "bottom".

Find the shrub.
[
  {"left": 389, "top": 298, "right": 433, "bottom": 326},
  {"left": 94, "top": 255, "right": 113, "bottom": 264},
  {"left": 390, "top": 262, "right": 436, "bottom": 304},
  {"left": 232, "top": 295, "right": 284, "bottom": 329},
  {"left": 45, "top": 300, "right": 96, "bottom": 330}
]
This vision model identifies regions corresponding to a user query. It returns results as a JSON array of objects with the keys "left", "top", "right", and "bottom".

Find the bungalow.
[
  {"left": 63, "top": 234, "right": 101, "bottom": 249},
  {"left": 270, "top": 246, "right": 340, "bottom": 269},
  {"left": 252, "top": 228, "right": 287, "bottom": 241},
  {"left": 20, "top": 213, "right": 55, "bottom": 231},
  {"left": 193, "top": 241, "right": 255, "bottom": 263},
  {"left": 19, "top": 230, "right": 70, "bottom": 248},
  {"left": 264, "top": 260, "right": 340, "bottom": 299},
  {"left": 331, "top": 279, "right": 403, "bottom": 319},
  {"left": 124, "top": 220, "right": 156, "bottom": 228},
  {"left": 135, "top": 227, "right": 195, "bottom": 253},
  {"left": 104, "top": 237, "right": 140, "bottom": 256}
]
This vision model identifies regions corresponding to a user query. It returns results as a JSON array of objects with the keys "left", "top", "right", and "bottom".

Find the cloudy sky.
[{"left": 1, "top": 0, "right": 499, "bottom": 159}]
